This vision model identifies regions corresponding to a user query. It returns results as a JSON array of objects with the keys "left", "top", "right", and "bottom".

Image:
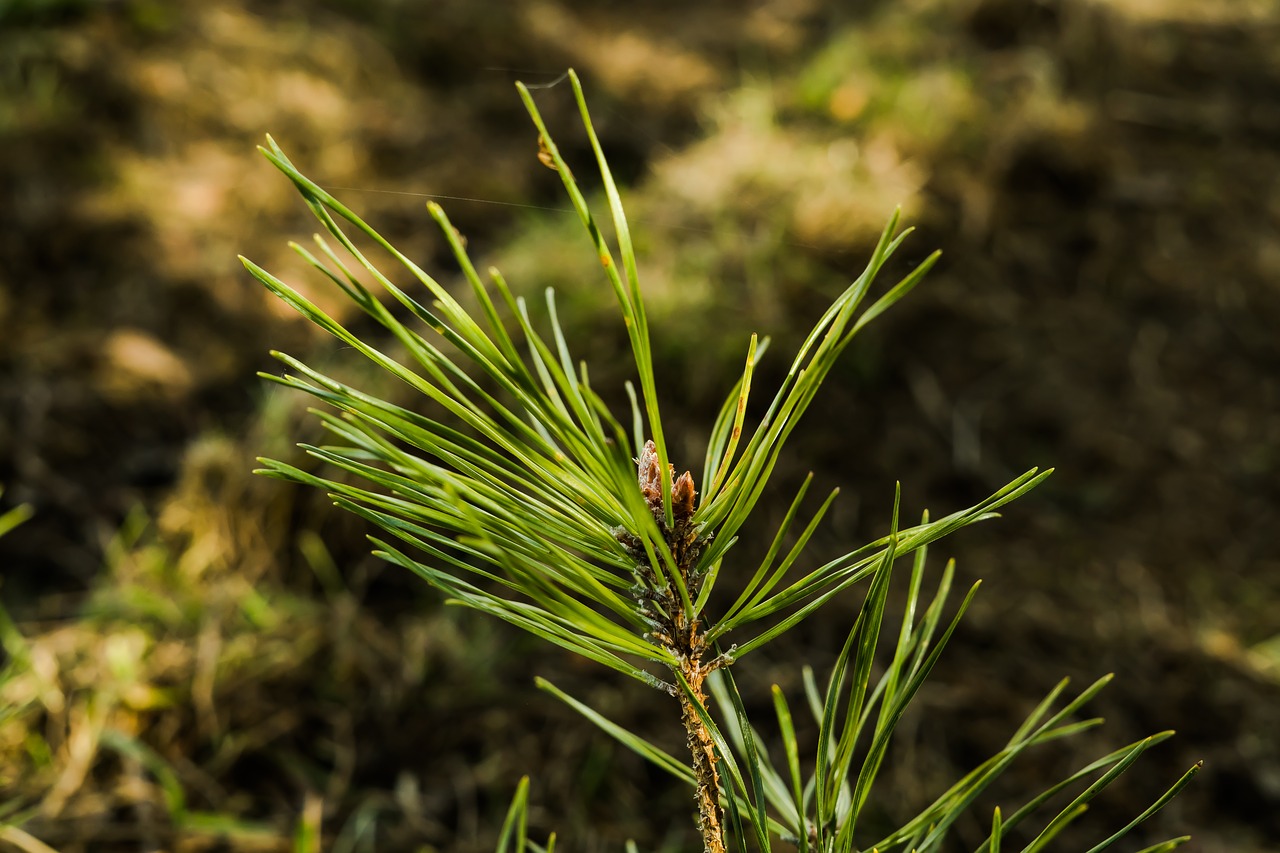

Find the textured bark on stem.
[
  {"left": 680, "top": 662, "right": 726, "bottom": 853},
  {"left": 617, "top": 441, "right": 729, "bottom": 852}
]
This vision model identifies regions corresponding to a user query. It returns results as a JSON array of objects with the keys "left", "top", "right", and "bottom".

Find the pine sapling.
[{"left": 243, "top": 70, "right": 1198, "bottom": 852}]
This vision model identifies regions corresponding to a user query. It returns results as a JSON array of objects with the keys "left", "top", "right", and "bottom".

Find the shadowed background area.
[{"left": 1, "top": 0, "right": 1277, "bottom": 850}]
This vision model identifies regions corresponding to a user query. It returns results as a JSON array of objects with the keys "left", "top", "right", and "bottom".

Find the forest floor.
[{"left": 1, "top": 0, "right": 1278, "bottom": 850}]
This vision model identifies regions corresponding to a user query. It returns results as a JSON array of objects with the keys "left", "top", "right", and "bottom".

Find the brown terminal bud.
[
  {"left": 672, "top": 471, "right": 696, "bottom": 521},
  {"left": 637, "top": 440, "right": 664, "bottom": 508}
]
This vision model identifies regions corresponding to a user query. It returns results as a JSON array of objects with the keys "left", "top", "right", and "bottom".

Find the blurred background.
[{"left": 1, "top": 0, "right": 1278, "bottom": 850}]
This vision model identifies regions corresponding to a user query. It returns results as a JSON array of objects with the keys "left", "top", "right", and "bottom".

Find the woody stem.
[
  {"left": 629, "top": 441, "right": 725, "bottom": 850},
  {"left": 680, "top": 657, "right": 726, "bottom": 853}
]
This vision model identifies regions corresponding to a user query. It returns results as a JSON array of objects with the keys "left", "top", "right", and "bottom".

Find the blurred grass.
[
  {"left": 2, "top": 0, "right": 1279, "bottom": 850},
  {"left": 0, "top": 433, "right": 546, "bottom": 851}
]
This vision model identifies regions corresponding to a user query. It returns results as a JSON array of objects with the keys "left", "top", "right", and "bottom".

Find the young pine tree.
[{"left": 242, "top": 71, "right": 1197, "bottom": 853}]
